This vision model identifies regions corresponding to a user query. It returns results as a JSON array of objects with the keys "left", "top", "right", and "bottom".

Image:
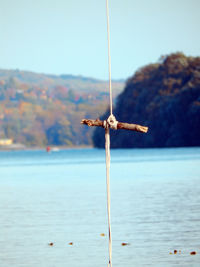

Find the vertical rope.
[
  {"left": 105, "top": 126, "right": 112, "bottom": 267},
  {"left": 106, "top": 0, "right": 113, "bottom": 115},
  {"left": 106, "top": 0, "right": 113, "bottom": 266}
]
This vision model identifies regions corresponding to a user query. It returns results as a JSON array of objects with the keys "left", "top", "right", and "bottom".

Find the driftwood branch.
[{"left": 81, "top": 119, "right": 148, "bottom": 133}]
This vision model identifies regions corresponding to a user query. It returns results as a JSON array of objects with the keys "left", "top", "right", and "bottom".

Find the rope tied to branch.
[
  {"left": 105, "top": 0, "right": 114, "bottom": 265},
  {"left": 107, "top": 114, "right": 118, "bottom": 130},
  {"left": 103, "top": 114, "right": 118, "bottom": 130},
  {"left": 81, "top": 3, "right": 148, "bottom": 267}
]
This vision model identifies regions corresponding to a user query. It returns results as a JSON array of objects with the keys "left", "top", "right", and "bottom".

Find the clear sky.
[{"left": 0, "top": 0, "right": 200, "bottom": 80}]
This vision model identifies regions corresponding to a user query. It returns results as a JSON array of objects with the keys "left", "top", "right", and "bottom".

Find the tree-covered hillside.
[
  {"left": 0, "top": 69, "right": 124, "bottom": 147},
  {"left": 93, "top": 53, "right": 200, "bottom": 148}
]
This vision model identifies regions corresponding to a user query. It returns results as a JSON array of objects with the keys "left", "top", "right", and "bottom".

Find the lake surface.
[{"left": 0, "top": 147, "right": 200, "bottom": 267}]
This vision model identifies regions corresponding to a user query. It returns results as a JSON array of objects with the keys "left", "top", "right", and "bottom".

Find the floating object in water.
[
  {"left": 46, "top": 146, "right": 51, "bottom": 152},
  {"left": 121, "top": 242, "right": 130, "bottom": 246},
  {"left": 170, "top": 249, "right": 181, "bottom": 255},
  {"left": 100, "top": 233, "right": 105, "bottom": 237},
  {"left": 190, "top": 251, "right": 197, "bottom": 255},
  {"left": 48, "top": 242, "right": 54, "bottom": 246},
  {"left": 68, "top": 242, "right": 73, "bottom": 245}
]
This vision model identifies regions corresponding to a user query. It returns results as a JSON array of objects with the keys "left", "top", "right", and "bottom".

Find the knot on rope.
[{"left": 104, "top": 114, "right": 118, "bottom": 130}]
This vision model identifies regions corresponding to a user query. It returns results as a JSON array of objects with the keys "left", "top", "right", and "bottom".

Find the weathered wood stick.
[
  {"left": 117, "top": 122, "right": 148, "bottom": 133},
  {"left": 81, "top": 119, "right": 148, "bottom": 133}
]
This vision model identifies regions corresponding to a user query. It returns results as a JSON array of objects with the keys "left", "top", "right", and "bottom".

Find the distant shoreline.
[
  {"left": 0, "top": 145, "right": 93, "bottom": 152},
  {"left": 0, "top": 145, "right": 200, "bottom": 152}
]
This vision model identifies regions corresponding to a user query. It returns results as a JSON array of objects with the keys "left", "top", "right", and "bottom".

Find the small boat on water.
[
  {"left": 46, "top": 146, "right": 51, "bottom": 152},
  {"left": 46, "top": 146, "right": 60, "bottom": 152}
]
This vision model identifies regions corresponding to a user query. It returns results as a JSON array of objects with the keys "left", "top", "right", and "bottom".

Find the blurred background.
[{"left": 0, "top": 0, "right": 200, "bottom": 149}]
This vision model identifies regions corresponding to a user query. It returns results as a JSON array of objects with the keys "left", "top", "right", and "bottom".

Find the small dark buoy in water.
[
  {"left": 100, "top": 233, "right": 105, "bottom": 237},
  {"left": 121, "top": 242, "right": 130, "bottom": 246},
  {"left": 48, "top": 242, "right": 54, "bottom": 246},
  {"left": 190, "top": 251, "right": 197, "bottom": 255},
  {"left": 46, "top": 146, "right": 51, "bottom": 152},
  {"left": 68, "top": 242, "right": 73, "bottom": 245},
  {"left": 174, "top": 250, "right": 177, "bottom": 254}
]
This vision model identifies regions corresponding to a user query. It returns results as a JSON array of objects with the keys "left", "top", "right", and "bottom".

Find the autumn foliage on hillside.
[
  {"left": 0, "top": 70, "right": 124, "bottom": 147},
  {"left": 93, "top": 53, "right": 200, "bottom": 148}
]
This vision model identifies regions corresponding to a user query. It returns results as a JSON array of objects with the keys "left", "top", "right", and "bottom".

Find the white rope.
[
  {"left": 105, "top": 124, "right": 112, "bottom": 267},
  {"left": 106, "top": 0, "right": 113, "bottom": 115},
  {"left": 105, "top": 1, "right": 114, "bottom": 266}
]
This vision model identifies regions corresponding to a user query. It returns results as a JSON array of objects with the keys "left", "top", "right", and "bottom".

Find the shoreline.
[
  {"left": 0, "top": 144, "right": 93, "bottom": 152},
  {"left": 0, "top": 145, "right": 200, "bottom": 152}
]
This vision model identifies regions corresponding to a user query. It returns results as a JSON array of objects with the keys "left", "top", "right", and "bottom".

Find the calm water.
[{"left": 0, "top": 147, "right": 200, "bottom": 267}]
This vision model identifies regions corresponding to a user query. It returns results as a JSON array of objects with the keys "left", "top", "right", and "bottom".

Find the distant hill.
[
  {"left": 0, "top": 69, "right": 124, "bottom": 92},
  {"left": 93, "top": 53, "right": 200, "bottom": 148},
  {"left": 0, "top": 69, "right": 124, "bottom": 147}
]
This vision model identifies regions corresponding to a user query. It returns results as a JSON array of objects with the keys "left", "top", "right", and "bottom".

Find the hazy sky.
[{"left": 0, "top": 0, "right": 200, "bottom": 80}]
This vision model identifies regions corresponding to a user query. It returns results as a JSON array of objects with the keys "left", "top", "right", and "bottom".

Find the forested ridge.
[
  {"left": 0, "top": 69, "right": 124, "bottom": 147},
  {"left": 93, "top": 53, "right": 200, "bottom": 148}
]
